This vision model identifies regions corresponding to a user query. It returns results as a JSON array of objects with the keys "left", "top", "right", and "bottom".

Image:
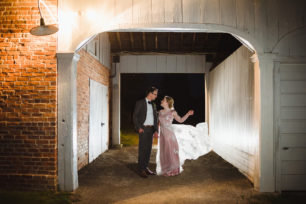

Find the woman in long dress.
[{"left": 157, "top": 96, "right": 194, "bottom": 176}]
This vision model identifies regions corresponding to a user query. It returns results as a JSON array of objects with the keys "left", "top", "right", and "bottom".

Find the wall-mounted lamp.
[{"left": 30, "top": 0, "right": 58, "bottom": 36}]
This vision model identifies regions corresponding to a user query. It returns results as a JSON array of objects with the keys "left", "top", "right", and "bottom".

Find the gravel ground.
[{"left": 73, "top": 146, "right": 306, "bottom": 204}]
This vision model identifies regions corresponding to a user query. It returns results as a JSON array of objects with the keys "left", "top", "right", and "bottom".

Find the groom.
[{"left": 133, "top": 86, "right": 159, "bottom": 178}]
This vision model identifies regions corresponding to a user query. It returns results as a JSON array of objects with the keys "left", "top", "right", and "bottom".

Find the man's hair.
[{"left": 146, "top": 86, "right": 158, "bottom": 96}]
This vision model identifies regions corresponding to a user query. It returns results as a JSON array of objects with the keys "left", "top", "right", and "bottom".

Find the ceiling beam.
[
  {"left": 129, "top": 32, "right": 134, "bottom": 50},
  {"left": 180, "top": 33, "right": 184, "bottom": 49},
  {"left": 116, "top": 32, "right": 122, "bottom": 50},
  {"left": 155, "top": 33, "right": 158, "bottom": 50},
  {"left": 215, "top": 33, "right": 222, "bottom": 52},
  {"left": 202, "top": 33, "right": 209, "bottom": 51},
  {"left": 111, "top": 51, "right": 217, "bottom": 55},
  {"left": 142, "top": 32, "right": 146, "bottom": 51},
  {"left": 211, "top": 34, "right": 223, "bottom": 67},
  {"left": 168, "top": 33, "right": 170, "bottom": 51},
  {"left": 192, "top": 33, "right": 196, "bottom": 50}
]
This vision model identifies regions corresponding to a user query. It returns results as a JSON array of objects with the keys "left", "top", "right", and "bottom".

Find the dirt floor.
[{"left": 73, "top": 146, "right": 306, "bottom": 204}]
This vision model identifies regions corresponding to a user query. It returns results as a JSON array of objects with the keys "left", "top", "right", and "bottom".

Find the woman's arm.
[{"left": 173, "top": 110, "right": 194, "bottom": 123}]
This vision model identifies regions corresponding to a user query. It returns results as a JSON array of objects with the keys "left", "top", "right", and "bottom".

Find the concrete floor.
[{"left": 73, "top": 147, "right": 306, "bottom": 204}]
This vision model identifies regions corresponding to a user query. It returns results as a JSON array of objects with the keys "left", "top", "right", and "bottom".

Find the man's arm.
[
  {"left": 133, "top": 100, "right": 142, "bottom": 132},
  {"left": 153, "top": 104, "right": 159, "bottom": 133}
]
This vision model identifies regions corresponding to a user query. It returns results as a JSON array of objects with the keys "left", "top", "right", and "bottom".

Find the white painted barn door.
[
  {"left": 275, "top": 63, "right": 306, "bottom": 191},
  {"left": 89, "top": 79, "right": 109, "bottom": 163}
]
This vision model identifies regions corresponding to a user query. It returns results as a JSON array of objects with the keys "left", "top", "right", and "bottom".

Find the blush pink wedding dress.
[{"left": 156, "top": 110, "right": 211, "bottom": 176}]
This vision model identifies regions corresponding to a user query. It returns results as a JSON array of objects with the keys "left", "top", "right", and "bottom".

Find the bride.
[{"left": 156, "top": 96, "right": 211, "bottom": 176}]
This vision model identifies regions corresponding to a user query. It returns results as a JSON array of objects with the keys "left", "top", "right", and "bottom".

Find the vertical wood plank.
[
  {"left": 176, "top": 55, "right": 186, "bottom": 73},
  {"left": 194, "top": 55, "right": 204, "bottom": 73},
  {"left": 182, "top": 0, "right": 202, "bottom": 23},
  {"left": 166, "top": 55, "right": 177, "bottom": 72},
  {"left": 152, "top": 0, "right": 165, "bottom": 23},
  {"left": 114, "top": 0, "right": 133, "bottom": 25},
  {"left": 254, "top": 0, "right": 268, "bottom": 50},
  {"left": 266, "top": 0, "right": 279, "bottom": 52},
  {"left": 121, "top": 55, "right": 137, "bottom": 73},
  {"left": 156, "top": 55, "right": 167, "bottom": 72},
  {"left": 220, "top": 0, "right": 237, "bottom": 27},
  {"left": 186, "top": 55, "right": 196, "bottom": 72},
  {"left": 99, "top": 33, "right": 104, "bottom": 65},
  {"left": 133, "top": 0, "right": 152, "bottom": 24},
  {"left": 236, "top": 0, "right": 255, "bottom": 34},
  {"left": 165, "top": 0, "right": 183, "bottom": 23},
  {"left": 202, "top": 0, "right": 220, "bottom": 24},
  {"left": 278, "top": 0, "right": 305, "bottom": 40},
  {"left": 208, "top": 46, "right": 258, "bottom": 184},
  {"left": 137, "top": 55, "right": 157, "bottom": 72},
  {"left": 106, "top": 33, "right": 111, "bottom": 68}
]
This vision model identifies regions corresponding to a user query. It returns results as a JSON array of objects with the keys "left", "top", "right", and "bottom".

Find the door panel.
[
  {"left": 276, "top": 63, "right": 306, "bottom": 191},
  {"left": 89, "top": 79, "right": 107, "bottom": 162},
  {"left": 101, "top": 85, "right": 109, "bottom": 154}
]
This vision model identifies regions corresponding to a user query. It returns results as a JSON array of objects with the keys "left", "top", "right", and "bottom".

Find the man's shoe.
[
  {"left": 139, "top": 170, "right": 148, "bottom": 178},
  {"left": 145, "top": 168, "right": 156, "bottom": 176}
]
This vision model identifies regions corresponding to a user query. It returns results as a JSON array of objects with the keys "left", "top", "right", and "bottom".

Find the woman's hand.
[
  {"left": 153, "top": 131, "right": 159, "bottom": 138},
  {"left": 187, "top": 110, "right": 194, "bottom": 116}
]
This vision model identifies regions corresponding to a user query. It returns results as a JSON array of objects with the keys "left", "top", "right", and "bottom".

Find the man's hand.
[
  {"left": 153, "top": 131, "right": 159, "bottom": 138},
  {"left": 138, "top": 128, "right": 144, "bottom": 133}
]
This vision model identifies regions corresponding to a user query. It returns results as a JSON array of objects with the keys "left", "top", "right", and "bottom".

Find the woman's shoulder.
[
  {"left": 159, "top": 109, "right": 175, "bottom": 114},
  {"left": 159, "top": 109, "right": 165, "bottom": 114},
  {"left": 170, "top": 109, "right": 177, "bottom": 116}
]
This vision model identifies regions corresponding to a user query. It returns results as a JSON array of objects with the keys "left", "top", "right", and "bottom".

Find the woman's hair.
[{"left": 165, "top": 96, "right": 174, "bottom": 109}]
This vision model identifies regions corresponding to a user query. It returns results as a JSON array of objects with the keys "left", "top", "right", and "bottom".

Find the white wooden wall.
[
  {"left": 208, "top": 46, "right": 260, "bottom": 185},
  {"left": 275, "top": 63, "right": 306, "bottom": 191},
  {"left": 119, "top": 55, "right": 206, "bottom": 73},
  {"left": 59, "top": 0, "right": 306, "bottom": 55},
  {"left": 85, "top": 32, "right": 111, "bottom": 68}
]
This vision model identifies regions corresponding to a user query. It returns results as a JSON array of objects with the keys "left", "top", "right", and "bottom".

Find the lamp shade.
[
  {"left": 30, "top": 1, "right": 58, "bottom": 36},
  {"left": 30, "top": 24, "right": 58, "bottom": 36}
]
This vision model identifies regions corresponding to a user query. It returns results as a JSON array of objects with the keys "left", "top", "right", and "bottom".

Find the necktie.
[{"left": 148, "top": 101, "right": 152, "bottom": 104}]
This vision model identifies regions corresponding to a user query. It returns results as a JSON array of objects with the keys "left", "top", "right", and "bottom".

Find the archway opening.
[
  {"left": 74, "top": 28, "right": 260, "bottom": 185},
  {"left": 61, "top": 23, "right": 259, "bottom": 193}
]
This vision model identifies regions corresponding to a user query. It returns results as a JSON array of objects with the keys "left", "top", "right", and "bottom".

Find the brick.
[
  {"left": 0, "top": 0, "right": 58, "bottom": 191},
  {"left": 76, "top": 49, "right": 110, "bottom": 170}
]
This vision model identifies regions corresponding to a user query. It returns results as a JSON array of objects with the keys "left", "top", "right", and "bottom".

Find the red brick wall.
[
  {"left": 0, "top": 0, "right": 57, "bottom": 190},
  {"left": 77, "top": 49, "right": 110, "bottom": 170}
]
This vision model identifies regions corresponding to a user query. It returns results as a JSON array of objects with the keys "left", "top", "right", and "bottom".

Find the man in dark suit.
[{"left": 133, "top": 87, "right": 159, "bottom": 178}]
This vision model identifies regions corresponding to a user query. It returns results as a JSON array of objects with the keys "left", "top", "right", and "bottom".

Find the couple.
[{"left": 133, "top": 86, "right": 194, "bottom": 178}]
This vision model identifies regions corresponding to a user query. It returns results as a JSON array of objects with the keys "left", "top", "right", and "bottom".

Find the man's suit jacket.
[{"left": 133, "top": 98, "right": 158, "bottom": 133}]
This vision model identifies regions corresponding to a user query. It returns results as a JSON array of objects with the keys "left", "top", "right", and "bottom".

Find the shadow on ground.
[
  {"left": 0, "top": 190, "right": 72, "bottom": 204},
  {"left": 73, "top": 147, "right": 306, "bottom": 204}
]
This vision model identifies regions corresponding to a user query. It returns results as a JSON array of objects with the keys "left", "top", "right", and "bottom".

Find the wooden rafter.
[
  {"left": 180, "top": 33, "right": 184, "bottom": 49},
  {"left": 192, "top": 33, "right": 196, "bottom": 50},
  {"left": 215, "top": 33, "right": 222, "bottom": 52},
  {"left": 107, "top": 32, "right": 242, "bottom": 67},
  {"left": 167, "top": 33, "right": 171, "bottom": 51},
  {"left": 142, "top": 32, "right": 146, "bottom": 51},
  {"left": 116, "top": 32, "right": 122, "bottom": 50},
  {"left": 155, "top": 33, "right": 158, "bottom": 50},
  {"left": 129, "top": 32, "right": 134, "bottom": 50},
  {"left": 203, "top": 33, "right": 209, "bottom": 50}
]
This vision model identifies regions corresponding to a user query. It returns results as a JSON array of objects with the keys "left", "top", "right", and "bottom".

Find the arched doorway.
[{"left": 57, "top": 22, "right": 275, "bottom": 193}]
